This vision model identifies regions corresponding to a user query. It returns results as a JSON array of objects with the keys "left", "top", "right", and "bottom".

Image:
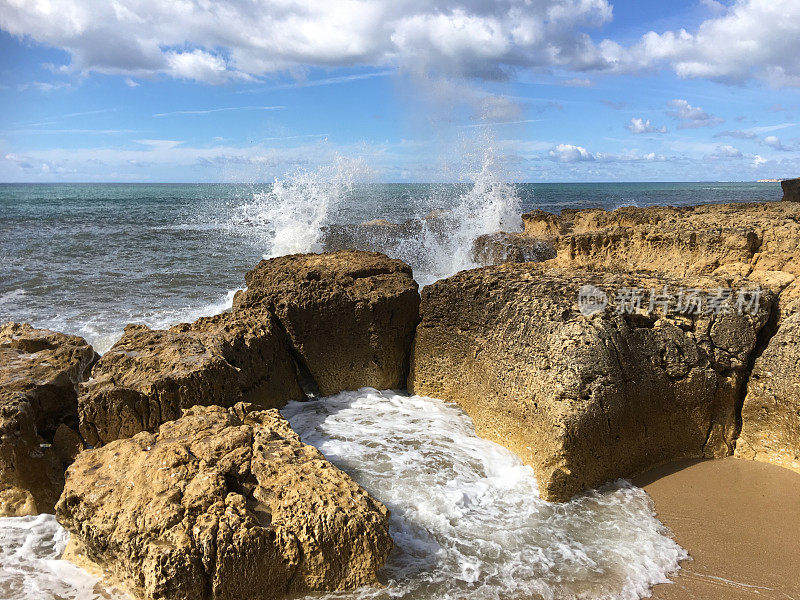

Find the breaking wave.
[
  {"left": 227, "top": 144, "right": 522, "bottom": 286},
  {"left": 283, "top": 389, "right": 687, "bottom": 600}
]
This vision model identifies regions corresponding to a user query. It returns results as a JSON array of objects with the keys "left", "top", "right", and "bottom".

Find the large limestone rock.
[
  {"left": 57, "top": 404, "right": 392, "bottom": 600},
  {"left": 487, "top": 202, "right": 800, "bottom": 319},
  {"left": 736, "top": 312, "right": 800, "bottom": 471},
  {"left": 80, "top": 312, "right": 303, "bottom": 447},
  {"left": 782, "top": 177, "right": 800, "bottom": 202},
  {"left": 409, "top": 264, "right": 773, "bottom": 502},
  {"left": 0, "top": 323, "right": 96, "bottom": 515},
  {"left": 233, "top": 251, "right": 420, "bottom": 395}
]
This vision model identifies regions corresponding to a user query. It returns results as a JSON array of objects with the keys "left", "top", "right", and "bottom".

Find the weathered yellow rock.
[
  {"left": 57, "top": 404, "right": 393, "bottom": 600},
  {"left": 736, "top": 312, "right": 800, "bottom": 472},
  {"left": 233, "top": 251, "right": 420, "bottom": 395},
  {"left": 79, "top": 311, "right": 303, "bottom": 446},
  {"left": 409, "top": 264, "right": 773, "bottom": 502},
  {"left": 0, "top": 323, "right": 96, "bottom": 515}
]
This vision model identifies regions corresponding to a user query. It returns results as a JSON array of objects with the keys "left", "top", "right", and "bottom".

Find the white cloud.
[
  {"left": 710, "top": 144, "right": 742, "bottom": 158},
  {"left": 4, "top": 0, "right": 800, "bottom": 88},
  {"left": 626, "top": 118, "right": 667, "bottom": 134},
  {"left": 133, "top": 139, "right": 183, "bottom": 150},
  {"left": 549, "top": 144, "right": 595, "bottom": 162},
  {"left": 17, "top": 81, "right": 72, "bottom": 92},
  {"left": 715, "top": 129, "right": 758, "bottom": 140},
  {"left": 666, "top": 99, "right": 723, "bottom": 129},
  {"left": 753, "top": 154, "right": 768, "bottom": 166},
  {"left": 265, "top": 70, "right": 393, "bottom": 91},
  {"left": 0, "top": 0, "right": 617, "bottom": 83},
  {"left": 153, "top": 106, "right": 285, "bottom": 118},
  {"left": 700, "top": 0, "right": 726, "bottom": 13},
  {"left": 764, "top": 135, "right": 791, "bottom": 151},
  {"left": 165, "top": 49, "right": 252, "bottom": 84},
  {"left": 623, "top": 0, "right": 800, "bottom": 86}
]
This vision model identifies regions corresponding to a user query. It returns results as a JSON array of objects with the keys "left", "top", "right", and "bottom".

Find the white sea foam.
[
  {"left": 73, "top": 288, "right": 239, "bottom": 354},
  {"left": 283, "top": 389, "right": 688, "bottom": 600},
  {"left": 0, "top": 289, "right": 27, "bottom": 308},
  {"left": 0, "top": 514, "right": 126, "bottom": 600}
]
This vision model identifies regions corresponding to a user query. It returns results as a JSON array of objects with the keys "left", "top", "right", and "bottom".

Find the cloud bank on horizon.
[{"left": 1, "top": 0, "right": 799, "bottom": 182}]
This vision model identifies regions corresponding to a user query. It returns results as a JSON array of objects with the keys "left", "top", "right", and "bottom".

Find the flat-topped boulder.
[
  {"left": 736, "top": 311, "right": 800, "bottom": 472},
  {"left": 80, "top": 312, "right": 303, "bottom": 447},
  {"left": 0, "top": 323, "right": 96, "bottom": 515},
  {"left": 57, "top": 403, "right": 392, "bottom": 600},
  {"left": 782, "top": 177, "right": 800, "bottom": 202},
  {"left": 409, "top": 264, "right": 773, "bottom": 502},
  {"left": 233, "top": 251, "right": 420, "bottom": 395}
]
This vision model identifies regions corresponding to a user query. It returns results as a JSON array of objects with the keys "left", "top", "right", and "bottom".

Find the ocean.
[
  {"left": 0, "top": 179, "right": 781, "bottom": 353},
  {"left": 0, "top": 177, "right": 782, "bottom": 600}
]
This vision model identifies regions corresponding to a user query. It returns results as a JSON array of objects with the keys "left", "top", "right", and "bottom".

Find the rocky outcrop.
[
  {"left": 471, "top": 232, "right": 556, "bottom": 266},
  {"left": 782, "top": 177, "right": 800, "bottom": 202},
  {"left": 321, "top": 219, "right": 424, "bottom": 255},
  {"left": 735, "top": 312, "right": 800, "bottom": 472},
  {"left": 522, "top": 209, "right": 563, "bottom": 237},
  {"left": 409, "top": 264, "right": 773, "bottom": 502},
  {"left": 57, "top": 403, "right": 392, "bottom": 600},
  {"left": 79, "top": 312, "right": 303, "bottom": 447},
  {"left": 479, "top": 202, "right": 800, "bottom": 319},
  {"left": 0, "top": 323, "right": 96, "bottom": 515},
  {"left": 233, "top": 251, "right": 420, "bottom": 396}
]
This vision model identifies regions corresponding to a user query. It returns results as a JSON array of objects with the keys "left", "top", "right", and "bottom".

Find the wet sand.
[{"left": 633, "top": 457, "right": 800, "bottom": 600}]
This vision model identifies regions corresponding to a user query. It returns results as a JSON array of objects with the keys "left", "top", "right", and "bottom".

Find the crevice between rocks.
[
  {"left": 731, "top": 294, "right": 781, "bottom": 450},
  {"left": 270, "top": 315, "right": 321, "bottom": 399}
]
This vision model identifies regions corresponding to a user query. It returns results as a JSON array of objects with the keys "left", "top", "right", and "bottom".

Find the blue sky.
[{"left": 1, "top": 0, "right": 799, "bottom": 182}]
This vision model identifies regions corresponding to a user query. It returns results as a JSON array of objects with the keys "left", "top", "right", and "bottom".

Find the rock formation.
[
  {"left": 736, "top": 311, "right": 800, "bottom": 472},
  {"left": 57, "top": 404, "right": 392, "bottom": 600},
  {"left": 472, "top": 232, "right": 555, "bottom": 266},
  {"left": 409, "top": 264, "right": 773, "bottom": 502},
  {"left": 79, "top": 312, "right": 303, "bottom": 447},
  {"left": 0, "top": 323, "right": 96, "bottom": 515},
  {"left": 233, "top": 251, "right": 420, "bottom": 395},
  {"left": 479, "top": 202, "right": 800, "bottom": 318},
  {"left": 781, "top": 177, "right": 800, "bottom": 202}
]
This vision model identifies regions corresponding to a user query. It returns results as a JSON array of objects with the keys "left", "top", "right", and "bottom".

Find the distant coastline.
[{"left": 757, "top": 178, "right": 782, "bottom": 182}]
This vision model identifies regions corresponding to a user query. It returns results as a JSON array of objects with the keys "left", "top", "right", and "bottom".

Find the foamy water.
[
  {"left": 0, "top": 514, "right": 121, "bottom": 600},
  {"left": 284, "top": 390, "right": 687, "bottom": 600},
  {"left": 0, "top": 390, "right": 686, "bottom": 600}
]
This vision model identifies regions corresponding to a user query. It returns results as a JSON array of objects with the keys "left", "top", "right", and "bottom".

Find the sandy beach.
[{"left": 634, "top": 457, "right": 800, "bottom": 600}]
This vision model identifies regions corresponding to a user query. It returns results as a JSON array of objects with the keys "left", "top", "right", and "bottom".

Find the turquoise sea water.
[{"left": 0, "top": 181, "right": 781, "bottom": 352}]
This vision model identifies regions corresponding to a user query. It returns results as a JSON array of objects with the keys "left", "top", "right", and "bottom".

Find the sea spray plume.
[
  {"left": 315, "top": 141, "right": 523, "bottom": 286},
  {"left": 413, "top": 137, "right": 523, "bottom": 284},
  {"left": 233, "top": 155, "right": 372, "bottom": 257}
]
